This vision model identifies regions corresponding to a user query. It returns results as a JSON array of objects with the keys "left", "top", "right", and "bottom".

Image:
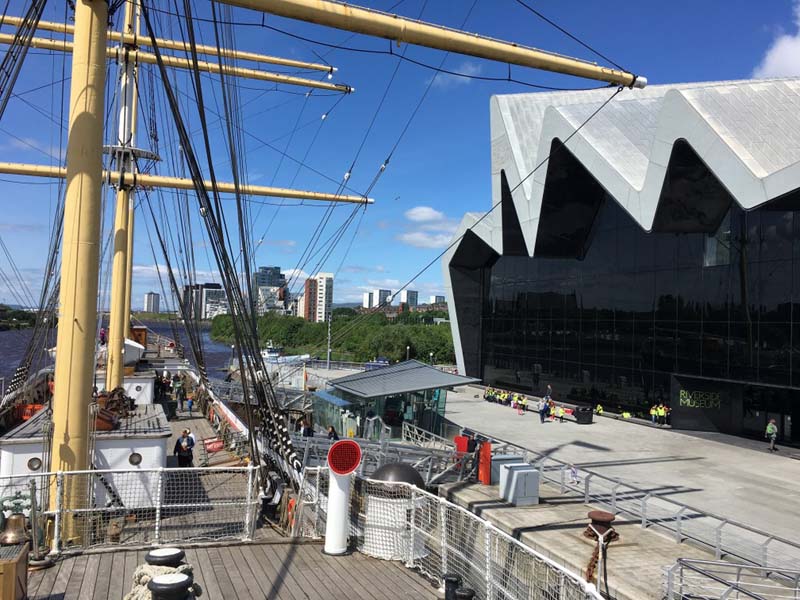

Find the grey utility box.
[
  {"left": 503, "top": 465, "right": 539, "bottom": 506},
  {"left": 491, "top": 454, "right": 526, "bottom": 484},
  {"left": 499, "top": 463, "right": 531, "bottom": 499}
]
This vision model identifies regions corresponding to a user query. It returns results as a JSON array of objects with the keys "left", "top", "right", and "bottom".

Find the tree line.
[{"left": 210, "top": 308, "right": 455, "bottom": 364}]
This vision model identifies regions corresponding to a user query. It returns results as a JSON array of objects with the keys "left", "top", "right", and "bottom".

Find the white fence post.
[
  {"left": 484, "top": 523, "right": 493, "bottom": 599},
  {"left": 154, "top": 467, "right": 164, "bottom": 544},
  {"left": 406, "top": 489, "right": 417, "bottom": 568},
  {"left": 244, "top": 464, "right": 256, "bottom": 541},
  {"left": 50, "top": 472, "right": 63, "bottom": 555},
  {"left": 439, "top": 498, "right": 448, "bottom": 577}
]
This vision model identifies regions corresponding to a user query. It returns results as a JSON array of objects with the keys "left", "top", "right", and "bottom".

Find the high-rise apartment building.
[
  {"left": 429, "top": 295, "right": 446, "bottom": 304},
  {"left": 302, "top": 272, "right": 334, "bottom": 322},
  {"left": 143, "top": 291, "right": 160, "bottom": 313},
  {"left": 398, "top": 290, "right": 418, "bottom": 307},
  {"left": 253, "top": 266, "right": 286, "bottom": 288},
  {"left": 372, "top": 289, "right": 392, "bottom": 308},
  {"left": 182, "top": 283, "right": 227, "bottom": 320},
  {"left": 362, "top": 291, "right": 373, "bottom": 309}
]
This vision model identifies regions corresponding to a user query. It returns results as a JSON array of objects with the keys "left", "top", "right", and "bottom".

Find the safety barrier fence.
[
  {"left": 480, "top": 435, "right": 800, "bottom": 573},
  {"left": 664, "top": 559, "right": 800, "bottom": 599},
  {"left": 0, "top": 465, "right": 259, "bottom": 554},
  {"left": 290, "top": 432, "right": 473, "bottom": 486},
  {"left": 294, "top": 467, "right": 604, "bottom": 600},
  {"left": 402, "top": 421, "right": 456, "bottom": 451}
]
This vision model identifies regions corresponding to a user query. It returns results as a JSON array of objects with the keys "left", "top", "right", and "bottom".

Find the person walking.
[
  {"left": 568, "top": 464, "right": 580, "bottom": 484},
  {"left": 186, "top": 395, "right": 194, "bottom": 417},
  {"left": 649, "top": 404, "right": 657, "bottom": 424},
  {"left": 174, "top": 430, "right": 194, "bottom": 467},
  {"left": 557, "top": 405, "right": 565, "bottom": 423},
  {"left": 172, "top": 374, "right": 184, "bottom": 412},
  {"left": 538, "top": 398, "right": 547, "bottom": 423},
  {"left": 765, "top": 419, "right": 779, "bottom": 453}
]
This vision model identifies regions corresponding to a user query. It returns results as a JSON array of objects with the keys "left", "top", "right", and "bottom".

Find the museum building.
[{"left": 444, "top": 78, "right": 800, "bottom": 443}]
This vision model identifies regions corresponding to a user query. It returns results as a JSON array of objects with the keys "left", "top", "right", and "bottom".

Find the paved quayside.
[{"left": 445, "top": 385, "right": 800, "bottom": 540}]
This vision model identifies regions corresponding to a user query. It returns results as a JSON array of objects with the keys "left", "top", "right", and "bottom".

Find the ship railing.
[
  {"left": 401, "top": 421, "right": 455, "bottom": 451},
  {"left": 290, "top": 433, "right": 473, "bottom": 486},
  {"left": 664, "top": 558, "right": 800, "bottom": 599},
  {"left": 0, "top": 465, "right": 259, "bottom": 554},
  {"left": 479, "top": 435, "right": 800, "bottom": 573},
  {"left": 294, "top": 466, "right": 603, "bottom": 600}
]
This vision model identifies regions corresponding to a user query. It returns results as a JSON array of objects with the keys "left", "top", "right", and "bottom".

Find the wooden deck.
[{"left": 27, "top": 542, "right": 440, "bottom": 599}]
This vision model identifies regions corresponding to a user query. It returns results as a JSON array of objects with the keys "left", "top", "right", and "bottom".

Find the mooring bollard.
[
  {"left": 145, "top": 547, "right": 186, "bottom": 568},
  {"left": 444, "top": 574, "right": 462, "bottom": 600},
  {"left": 454, "top": 588, "right": 476, "bottom": 599},
  {"left": 148, "top": 572, "right": 193, "bottom": 600}
]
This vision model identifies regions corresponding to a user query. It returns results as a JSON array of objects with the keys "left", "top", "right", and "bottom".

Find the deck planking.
[{"left": 28, "top": 542, "right": 439, "bottom": 599}]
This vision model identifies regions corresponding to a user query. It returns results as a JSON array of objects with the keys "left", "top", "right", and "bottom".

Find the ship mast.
[
  {"left": 106, "top": 0, "right": 140, "bottom": 390},
  {"left": 48, "top": 0, "right": 108, "bottom": 542},
  {"left": 38, "top": 0, "right": 645, "bottom": 544}
]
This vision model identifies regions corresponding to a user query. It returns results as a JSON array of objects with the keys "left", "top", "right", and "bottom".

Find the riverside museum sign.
[{"left": 678, "top": 389, "right": 722, "bottom": 410}]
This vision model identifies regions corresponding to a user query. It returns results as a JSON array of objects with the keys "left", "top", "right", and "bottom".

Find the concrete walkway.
[{"left": 445, "top": 386, "right": 800, "bottom": 539}]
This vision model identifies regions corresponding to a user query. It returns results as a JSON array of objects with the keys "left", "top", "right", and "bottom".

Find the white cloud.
[
  {"left": 753, "top": 1, "right": 800, "bottom": 77},
  {"left": 429, "top": 60, "right": 483, "bottom": 89},
  {"left": 404, "top": 206, "right": 445, "bottom": 222},
  {"left": 396, "top": 231, "right": 453, "bottom": 249},
  {"left": 396, "top": 205, "right": 459, "bottom": 249}
]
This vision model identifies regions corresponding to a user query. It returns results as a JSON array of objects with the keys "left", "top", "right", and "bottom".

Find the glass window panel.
[
  {"left": 702, "top": 320, "right": 728, "bottom": 378},
  {"left": 677, "top": 233, "right": 704, "bottom": 267},
  {"left": 676, "top": 321, "right": 702, "bottom": 376},
  {"left": 677, "top": 268, "right": 703, "bottom": 321},
  {"left": 759, "top": 210, "right": 793, "bottom": 262},
  {"left": 759, "top": 260, "right": 791, "bottom": 323},
  {"left": 758, "top": 323, "right": 791, "bottom": 386},
  {"left": 654, "top": 234, "right": 677, "bottom": 270}
]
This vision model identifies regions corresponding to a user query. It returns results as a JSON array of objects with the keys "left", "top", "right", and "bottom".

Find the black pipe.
[{"left": 454, "top": 588, "right": 476, "bottom": 599}]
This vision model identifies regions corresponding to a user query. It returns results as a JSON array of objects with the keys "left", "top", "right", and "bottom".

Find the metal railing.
[
  {"left": 0, "top": 465, "right": 259, "bottom": 554},
  {"left": 664, "top": 559, "right": 800, "bottom": 599},
  {"left": 290, "top": 432, "right": 473, "bottom": 486},
  {"left": 294, "top": 467, "right": 603, "bottom": 600},
  {"left": 474, "top": 432, "right": 800, "bottom": 572},
  {"left": 402, "top": 421, "right": 455, "bottom": 451}
]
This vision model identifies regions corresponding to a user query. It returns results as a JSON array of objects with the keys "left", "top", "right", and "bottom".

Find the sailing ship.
[{"left": 0, "top": 1, "right": 645, "bottom": 598}]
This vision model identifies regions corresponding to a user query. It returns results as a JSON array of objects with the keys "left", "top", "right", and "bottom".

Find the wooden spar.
[
  {"left": 217, "top": 0, "right": 647, "bottom": 88},
  {"left": 0, "top": 14, "right": 337, "bottom": 73},
  {"left": 0, "top": 33, "right": 353, "bottom": 92},
  {"left": 0, "top": 162, "right": 372, "bottom": 204},
  {"left": 49, "top": 0, "right": 108, "bottom": 544},
  {"left": 106, "top": 0, "right": 139, "bottom": 391}
]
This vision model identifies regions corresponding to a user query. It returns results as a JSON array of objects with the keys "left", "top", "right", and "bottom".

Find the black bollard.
[
  {"left": 145, "top": 547, "right": 186, "bottom": 568},
  {"left": 454, "top": 588, "right": 476, "bottom": 600},
  {"left": 148, "top": 572, "right": 193, "bottom": 600},
  {"left": 444, "top": 574, "right": 462, "bottom": 600}
]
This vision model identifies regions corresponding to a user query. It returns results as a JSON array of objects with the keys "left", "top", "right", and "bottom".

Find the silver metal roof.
[{"left": 329, "top": 360, "right": 479, "bottom": 399}]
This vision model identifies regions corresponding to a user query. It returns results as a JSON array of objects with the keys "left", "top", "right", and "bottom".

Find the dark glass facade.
[{"left": 454, "top": 142, "right": 800, "bottom": 444}]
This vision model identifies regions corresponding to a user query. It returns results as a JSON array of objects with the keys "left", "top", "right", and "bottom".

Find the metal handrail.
[
  {"left": 665, "top": 558, "right": 800, "bottom": 599},
  {"left": 471, "top": 429, "right": 800, "bottom": 569}
]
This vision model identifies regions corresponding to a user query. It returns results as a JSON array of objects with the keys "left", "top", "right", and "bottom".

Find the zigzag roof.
[{"left": 486, "top": 77, "right": 800, "bottom": 256}]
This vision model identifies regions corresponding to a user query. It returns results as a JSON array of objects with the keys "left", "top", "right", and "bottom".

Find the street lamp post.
[
  {"left": 406, "top": 345, "right": 410, "bottom": 361},
  {"left": 429, "top": 352, "right": 434, "bottom": 365}
]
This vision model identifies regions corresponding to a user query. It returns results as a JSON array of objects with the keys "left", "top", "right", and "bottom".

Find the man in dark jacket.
[{"left": 174, "top": 429, "right": 195, "bottom": 467}]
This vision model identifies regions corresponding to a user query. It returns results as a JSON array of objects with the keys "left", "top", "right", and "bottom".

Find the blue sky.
[{"left": 0, "top": 0, "right": 799, "bottom": 309}]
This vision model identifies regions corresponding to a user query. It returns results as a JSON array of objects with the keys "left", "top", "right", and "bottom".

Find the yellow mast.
[
  {"left": 217, "top": 0, "right": 646, "bottom": 88},
  {"left": 49, "top": 0, "right": 108, "bottom": 542},
  {"left": 106, "top": 0, "right": 139, "bottom": 391},
  {"left": 0, "top": 15, "right": 337, "bottom": 73},
  {"left": 0, "top": 162, "right": 372, "bottom": 203}
]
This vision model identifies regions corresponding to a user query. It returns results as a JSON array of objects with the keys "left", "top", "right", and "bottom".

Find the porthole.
[
  {"left": 128, "top": 452, "right": 143, "bottom": 466},
  {"left": 135, "top": 385, "right": 143, "bottom": 392},
  {"left": 27, "top": 457, "right": 42, "bottom": 472}
]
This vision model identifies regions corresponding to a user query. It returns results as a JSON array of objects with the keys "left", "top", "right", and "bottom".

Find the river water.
[{"left": 0, "top": 321, "right": 233, "bottom": 383}]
